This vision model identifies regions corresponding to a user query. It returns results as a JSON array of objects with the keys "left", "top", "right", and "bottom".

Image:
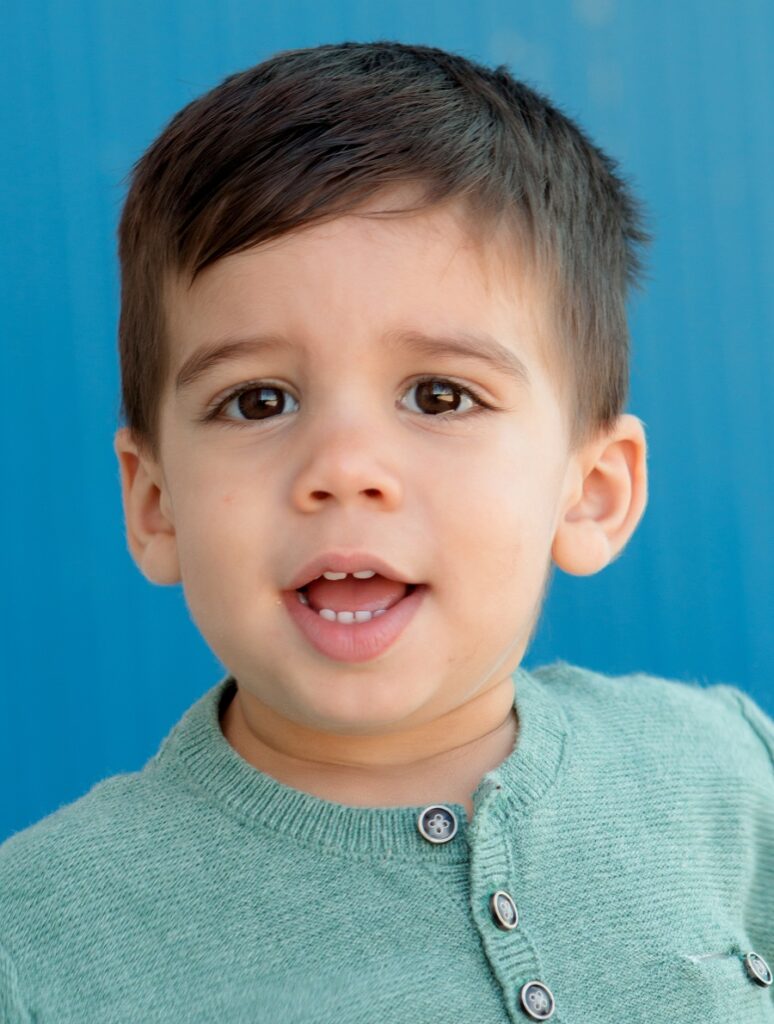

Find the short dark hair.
[{"left": 117, "top": 40, "right": 651, "bottom": 459}]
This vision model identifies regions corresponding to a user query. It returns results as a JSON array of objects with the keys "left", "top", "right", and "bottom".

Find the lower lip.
[{"left": 280, "top": 584, "right": 428, "bottom": 663}]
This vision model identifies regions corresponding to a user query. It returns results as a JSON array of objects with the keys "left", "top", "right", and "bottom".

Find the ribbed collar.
[{"left": 151, "top": 664, "right": 571, "bottom": 862}]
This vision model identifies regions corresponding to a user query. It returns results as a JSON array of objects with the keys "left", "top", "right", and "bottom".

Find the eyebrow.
[{"left": 174, "top": 327, "right": 531, "bottom": 393}]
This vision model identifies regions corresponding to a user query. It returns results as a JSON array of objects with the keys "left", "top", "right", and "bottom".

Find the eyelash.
[{"left": 201, "top": 376, "right": 495, "bottom": 430}]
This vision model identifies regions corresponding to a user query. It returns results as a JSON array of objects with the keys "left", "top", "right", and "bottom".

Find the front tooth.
[
  {"left": 316, "top": 608, "right": 388, "bottom": 623},
  {"left": 320, "top": 569, "right": 377, "bottom": 580}
]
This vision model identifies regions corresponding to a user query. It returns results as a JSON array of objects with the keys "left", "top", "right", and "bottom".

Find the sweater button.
[
  {"left": 490, "top": 890, "right": 519, "bottom": 930},
  {"left": 519, "top": 980, "right": 555, "bottom": 1020},
  {"left": 744, "top": 952, "right": 772, "bottom": 986},
  {"left": 417, "top": 805, "right": 458, "bottom": 844}
]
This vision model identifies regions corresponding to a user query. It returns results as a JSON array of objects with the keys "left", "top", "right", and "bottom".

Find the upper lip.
[{"left": 286, "top": 552, "right": 421, "bottom": 591}]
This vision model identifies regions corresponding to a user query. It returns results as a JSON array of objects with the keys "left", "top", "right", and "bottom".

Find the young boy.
[{"left": 1, "top": 40, "right": 772, "bottom": 1023}]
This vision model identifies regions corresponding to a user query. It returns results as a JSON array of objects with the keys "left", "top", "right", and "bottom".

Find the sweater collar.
[{"left": 152, "top": 664, "right": 570, "bottom": 861}]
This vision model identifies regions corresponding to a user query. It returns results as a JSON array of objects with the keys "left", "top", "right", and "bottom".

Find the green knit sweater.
[{"left": 1, "top": 661, "right": 773, "bottom": 1023}]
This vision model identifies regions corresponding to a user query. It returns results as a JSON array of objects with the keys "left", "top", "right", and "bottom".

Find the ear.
[
  {"left": 113, "top": 427, "right": 181, "bottom": 585},
  {"left": 551, "top": 414, "right": 648, "bottom": 576}
]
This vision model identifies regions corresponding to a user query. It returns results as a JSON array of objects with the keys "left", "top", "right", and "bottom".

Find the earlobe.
[
  {"left": 113, "top": 427, "right": 181, "bottom": 586},
  {"left": 551, "top": 414, "right": 648, "bottom": 577}
]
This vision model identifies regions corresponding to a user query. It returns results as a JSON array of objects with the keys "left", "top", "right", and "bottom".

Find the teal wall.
[{"left": 2, "top": 0, "right": 772, "bottom": 841}]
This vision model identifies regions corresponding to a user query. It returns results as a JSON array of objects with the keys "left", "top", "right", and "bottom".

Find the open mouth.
[{"left": 294, "top": 574, "right": 419, "bottom": 623}]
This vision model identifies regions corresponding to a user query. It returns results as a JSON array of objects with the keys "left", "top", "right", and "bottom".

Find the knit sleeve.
[
  {"left": 705, "top": 684, "right": 774, "bottom": 969},
  {"left": 0, "top": 940, "right": 32, "bottom": 1024}
]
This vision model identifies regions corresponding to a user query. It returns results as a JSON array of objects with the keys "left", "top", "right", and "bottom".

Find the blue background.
[{"left": 2, "top": 0, "right": 772, "bottom": 842}]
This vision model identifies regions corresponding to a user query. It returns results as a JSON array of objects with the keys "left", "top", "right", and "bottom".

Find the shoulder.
[
  {"left": 0, "top": 766, "right": 144, "bottom": 876},
  {"left": 0, "top": 764, "right": 181, "bottom": 960},
  {"left": 530, "top": 660, "right": 774, "bottom": 779},
  {"left": 1, "top": 767, "right": 153, "bottom": 867}
]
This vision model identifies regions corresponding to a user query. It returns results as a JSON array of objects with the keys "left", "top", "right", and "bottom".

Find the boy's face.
[{"left": 116, "top": 190, "right": 642, "bottom": 737}]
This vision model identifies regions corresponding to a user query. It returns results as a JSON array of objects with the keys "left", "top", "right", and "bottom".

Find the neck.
[{"left": 220, "top": 676, "right": 519, "bottom": 817}]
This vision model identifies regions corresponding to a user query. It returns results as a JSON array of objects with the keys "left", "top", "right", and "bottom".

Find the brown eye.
[
  {"left": 405, "top": 378, "right": 478, "bottom": 416},
  {"left": 222, "top": 385, "right": 298, "bottom": 422}
]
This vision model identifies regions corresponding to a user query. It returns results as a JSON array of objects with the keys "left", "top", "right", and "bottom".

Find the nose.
[{"left": 289, "top": 423, "right": 403, "bottom": 512}]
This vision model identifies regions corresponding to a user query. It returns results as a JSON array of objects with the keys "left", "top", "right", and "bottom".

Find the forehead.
[{"left": 162, "top": 190, "right": 560, "bottom": 393}]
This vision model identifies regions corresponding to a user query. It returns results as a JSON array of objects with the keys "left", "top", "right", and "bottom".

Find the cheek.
[
  {"left": 437, "top": 433, "right": 557, "bottom": 542},
  {"left": 172, "top": 484, "right": 280, "bottom": 667},
  {"left": 430, "top": 437, "right": 558, "bottom": 606},
  {"left": 171, "top": 474, "right": 269, "bottom": 606}
]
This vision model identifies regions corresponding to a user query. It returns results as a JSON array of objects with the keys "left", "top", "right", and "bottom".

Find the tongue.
[{"left": 303, "top": 574, "right": 409, "bottom": 613}]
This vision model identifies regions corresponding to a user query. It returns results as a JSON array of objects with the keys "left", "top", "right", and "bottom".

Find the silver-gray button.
[
  {"left": 417, "top": 805, "right": 458, "bottom": 844},
  {"left": 744, "top": 951, "right": 772, "bottom": 987},
  {"left": 519, "top": 980, "right": 555, "bottom": 1020},
  {"left": 490, "top": 890, "right": 519, "bottom": 930}
]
